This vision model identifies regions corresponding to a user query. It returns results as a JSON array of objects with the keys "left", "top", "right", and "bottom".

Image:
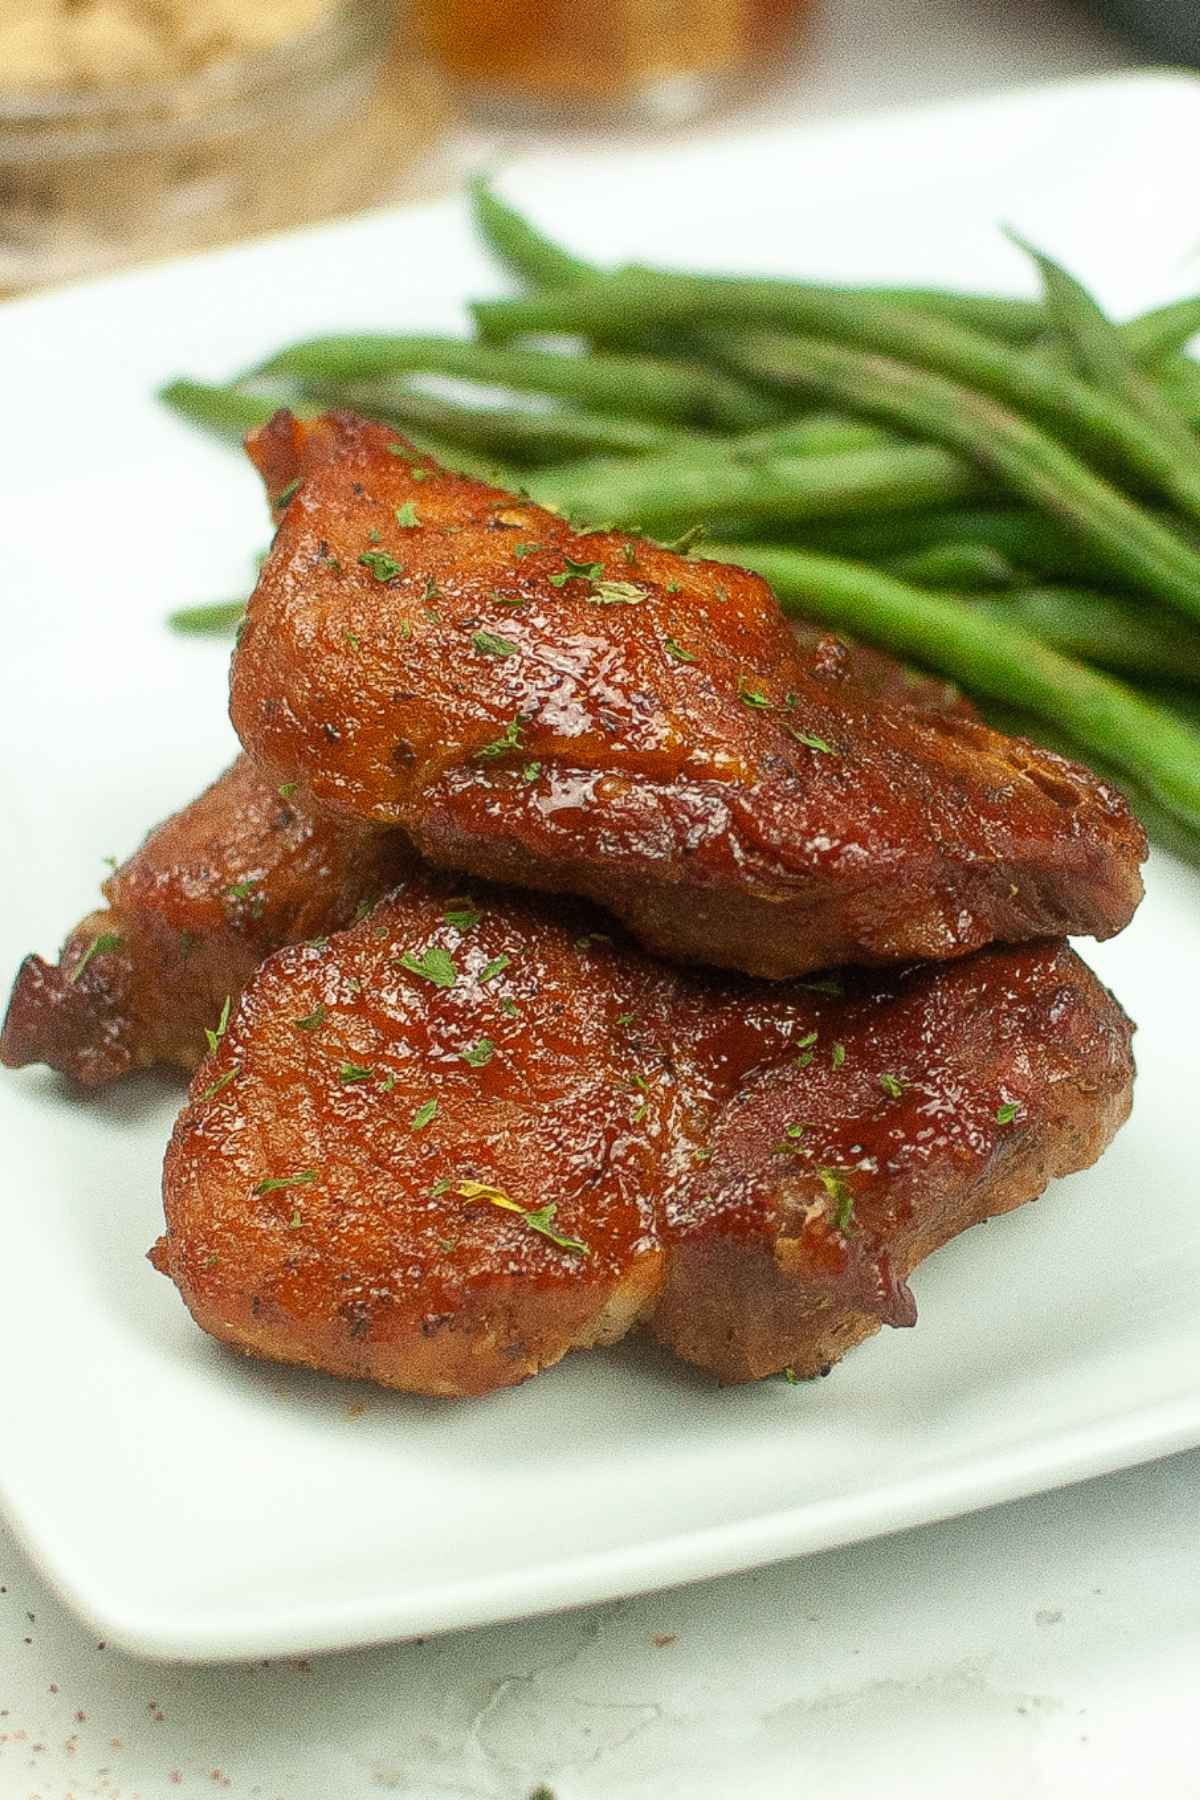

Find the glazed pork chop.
[
  {"left": 156, "top": 878, "right": 1133, "bottom": 1396},
  {"left": 0, "top": 755, "right": 412, "bottom": 1086},
  {"left": 229, "top": 410, "right": 1145, "bottom": 979},
  {"left": 0, "top": 628, "right": 965, "bottom": 1090}
]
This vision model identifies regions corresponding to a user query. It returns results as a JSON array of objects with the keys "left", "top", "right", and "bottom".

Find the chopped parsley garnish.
[
  {"left": 225, "top": 878, "right": 258, "bottom": 902},
  {"left": 818, "top": 1167, "right": 854, "bottom": 1232},
  {"left": 794, "top": 1029, "right": 818, "bottom": 1050},
  {"left": 460, "top": 1038, "right": 495, "bottom": 1068},
  {"left": 548, "top": 556, "right": 603, "bottom": 588},
  {"left": 471, "top": 630, "right": 519, "bottom": 658},
  {"left": 422, "top": 577, "right": 441, "bottom": 602},
  {"left": 443, "top": 902, "right": 482, "bottom": 931},
  {"left": 338, "top": 1062, "right": 374, "bottom": 1084},
  {"left": 293, "top": 1003, "right": 327, "bottom": 1032},
  {"left": 797, "top": 976, "right": 844, "bottom": 997},
  {"left": 344, "top": 629, "right": 361, "bottom": 651},
  {"left": 199, "top": 1064, "right": 238, "bottom": 1102},
  {"left": 398, "top": 945, "right": 459, "bottom": 988},
  {"left": 587, "top": 580, "right": 647, "bottom": 606},
  {"left": 521, "top": 761, "right": 541, "bottom": 784},
  {"left": 204, "top": 994, "right": 232, "bottom": 1054},
  {"left": 274, "top": 477, "right": 301, "bottom": 508},
  {"left": 664, "top": 636, "right": 697, "bottom": 663},
  {"left": 996, "top": 1101, "right": 1019, "bottom": 1124},
  {"left": 513, "top": 542, "right": 541, "bottom": 558},
  {"left": 278, "top": 782, "right": 297, "bottom": 800},
  {"left": 478, "top": 953, "right": 511, "bottom": 984},
  {"left": 661, "top": 524, "right": 706, "bottom": 554},
  {"left": 879, "top": 1073, "right": 904, "bottom": 1098},
  {"left": 410, "top": 1098, "right": 438, "bottom": 1132},
  {"left": 473, "top": 716, "right": 524, "bottom": 761},
  {"left": 457, "top": 1181, "right": 590, "bottom": 1256},
  {"left": 783, "top": 1366, "right": 799, "bottom": 1385},
  {"left": 665, "top": 580, "right": 680, "bottom": 593},
  {"left": 499, "top": 996, "right": 519, "bottom": 1016},
  {"left": 380, "top": 1072, "right": 396, "bottom": 1092},
  {"left": 787, "top": 725, "right": 836, "bottom": 753},
  {"left": 68, "top": 930, "right": 122, "bottom": 985},
  {"left": 773, "top": 1122, "right": 809, "bottom": 1155},
  {"left": 693, "top": 1146, "right": 714, "bottom": 1163},
  {"left": 739, "top": 682, "right": 772, "bottom": 709},
  {"left": 358, "top": 550, "right": 405, "bottom": 582},
  {"left": 394, "top": 501, "right": 420, "bottom": 528},
  {"left": 253, "top": 1169, "right": 318, "bottom": 1196},
  {"left": 831, "top": 1042, "right": 846, "bottom": 1069}
]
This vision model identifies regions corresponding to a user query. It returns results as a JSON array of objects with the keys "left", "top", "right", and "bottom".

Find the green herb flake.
[
  {"left": 499, "top": 996, "right": 519, "bottom": 1017},
  {"left": 278, "top": 782, "right": 297, "bottom": 800},
  {"left": 199, "top": 1064, "right": 239, "bottom": 1103},
  {"left": 358, "top": 550, "right": 405, "bottom": 583},
  {"left": 287, "top": 1210, "right": 303, "bottom": 1230},
  {"left": 253, "top": 1168, "right": 318, "bottom": 1196},
  {"left": 472, "top": 630, "right": 519, "bottom": 658},
  {"left": 787, "top": 725, "right": 836, "bottom": 753},
  {"left": 410, "top": 1098, "right": 438, "bottom": 1132},
  {"left": 394, "top": 501, "right": 420, "bottom": 528},
  {"left": 665, "top": 581, "right": 680, "bottom": 594},
  {"left": 379, "top": 1072, "right": 397, "bottom": 1092},
  {"left": 478, "top": 953, "right": 511, "bottom": 984},
  {"left": 225, "top": 878, "right": 258, "bottom": 902},
  {"left": 473, "top": 716, "right": 524, "bottom": 762},
  {"left": 621, "top": 541, "right": 638, "bottom": 565},
  {"left": 664, "top": 636, "right": 697, "bottom": 663},
  {"left": 662, "top": 524, "right": 706, "bottom": 554},
  {"left": 344, "top": 629, "right": 361, "bottom": 651},
  {"left": 293, "top": 1003, "right": 327, "bottom": 1032},
  {"left": 996, "top": 1101, "right": 1019, "bottom": 1125},
  {"left": 274, "top": 477, "right": 301, "bottom": 509},
  {"left": 783, "top": 1366, "right": 799, "bottom": 1385},
  {"left": 397, "top": 945, "right": 459, "bottom": 989},
  {"left": 400, "top": 621, "right": 412, "bottom": 640},
  {"left": 794, "top": 1029, "right": 818, "bottom": 1049},
  {"left": 797, "top": 976, "right": 844, "bottom": 997},
  {"left": 831, "top": 1042, "right": 846, "bottom": 1069},
  {"left": 548, "top": 556, "right": 603, "bottom": 588},
  {"left": 204, "top": 994, "right": 232, "bottom": 1054},
  {"left": 460, "top": 1038, "right": 495, "bottom": 1068},
  {"left": 430, "top": 1176, "right": 450, "bottom": 1197},
  {"left": 693, "top": 1146, "right": 714, "bottom": 1163},
  {"left": 818, "top": 1167, "right": 854, "bottom": 1232},
  {"left": 513, "top": 542, "right": 541, "bottom": 559},
  {"left": 457, "top": 1181, "right": 590, "bottom": 1256},
  {"left": 739, "top": 682, "right": 772, "bottom": 710},
  {"left": 443, "top": 902, "right": 482, "bottom": 932},
  {"left": 521, "top": 760, "right": 542, "bottom": 784},
  {"left": 68, "top": 930, "right": 123, "bottom": 985},
  {"left": 587, "top": 580, "right": 647, "bottom": 606},
  {"left": 422, "top": 578, "right": 442, "bottom": 603},
  {"left": 167, "top": 599, "right": 246, "bottom": 635},
  {"left": 368, "top": 527, "right": 381, "bottom": 543},
  {"left": 338, "top": 1062, "right": 374, "bottom": 1084},
  {"left": 880, "top": 1073, "right": 904, "bottom": 1099}
]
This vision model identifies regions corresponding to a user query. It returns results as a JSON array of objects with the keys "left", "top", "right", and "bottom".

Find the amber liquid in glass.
[{"left": 416, "top": 0, "right": 810, "bottom": 119}]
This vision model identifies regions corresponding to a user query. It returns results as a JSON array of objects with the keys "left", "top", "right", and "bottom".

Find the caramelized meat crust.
[
  {"left": 229, "top": 411, "right": 1144, "bottom": 979},
  {"left": 0, "top": 756, "right": 412, "bottom": 1086},
  {"left": 156, "top": 879, "right": 1133, "bottom": 1397}
]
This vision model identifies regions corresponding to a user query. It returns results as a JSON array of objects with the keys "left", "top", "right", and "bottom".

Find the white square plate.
[{"left": 3, "top": 71, "right": 1200, "bottom": 1664}]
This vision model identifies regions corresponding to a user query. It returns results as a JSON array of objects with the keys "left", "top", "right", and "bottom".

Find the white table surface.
[{"left": 9, "top": 3, "right": 1200, "bottom": 1797}]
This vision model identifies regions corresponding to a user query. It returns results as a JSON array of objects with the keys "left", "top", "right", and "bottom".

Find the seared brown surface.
[
  {"left": 157, "top": 877, "right": 1133, "bottom": 1396},
  {"left": 229, "top": 411, "right": 1145, "bottom": 979},
  {"left": 0, "top": 756, "right": 412, "bottom": 1086}
]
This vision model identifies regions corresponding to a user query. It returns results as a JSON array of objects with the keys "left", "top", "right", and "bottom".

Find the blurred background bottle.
[{"left": 414, "top": 0, "right": 812, "bottom": 127}]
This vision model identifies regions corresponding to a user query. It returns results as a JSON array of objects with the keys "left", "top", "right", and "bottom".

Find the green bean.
[
  {"left": 529, "top": 441, "right": 989, "bottom": 532},
  {"left": 160, "top": 378, "right": 286, "bottom": 439},
  {"left": 263, "top": 378, "right": 683, "bottom": 464},
  {"left": 966, "top": 587, "right": 1200, "bottom": 683},
  {"left": 1123, "top": 296, "right": 1200, "bottom": 365},
  {"left": 781, "top": 505, "right": 1117, "bottom": 580},
  {"left": 733, "top": 413, "right": 893, "bottom": 458},
  {"left": 475, "top": 271, "right": 1200, "bottom": 519},
  {"left": 708, "top": 334, "right": 1200, "bottom": 620},
  {"left": 249, "top": 333, "right": 775, "bottom": 432},
  {"left": 885, "top": 543, "right": 1017, "bottom": 589},
  {"left": 704, "top": 540, "right": 1200, "bottom": 832},
  {"left": 1010, "top": 233, "right": 1200, "bottom": 475},
  {"left": 166, "top": 599, "right": 246, "bottom": 634},
  {"left": 1157, "top": 355, "right": 1200, "bottom": 422},
  {"left": 469, "top": 176, "right": 596, "bottom": 288}
]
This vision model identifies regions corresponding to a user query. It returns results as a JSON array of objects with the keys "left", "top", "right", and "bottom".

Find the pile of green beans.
[{"left": 159, "top": 180, "right": 1200, "bottom": 862}]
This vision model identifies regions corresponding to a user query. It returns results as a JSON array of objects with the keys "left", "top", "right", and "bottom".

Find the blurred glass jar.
[
  {"left": 414, "top": 0, "right": 811, "bottom": 125},
  {"left": 0, "top": 0, "right": 449, "bottom": 294}
]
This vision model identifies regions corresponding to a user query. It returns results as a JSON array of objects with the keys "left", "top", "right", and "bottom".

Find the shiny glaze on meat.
[
  {"left": 229, "top": 411, "right": 1144, "bottom": 979},
  {"left": 0, "top": 636, "right": 961, "bottom": 1090},
  {"left": 156, "top": 877, "right": 1133, "bottom": 1396},
  {"left": 0, "top": 756, "right": 412, "bottom": 1085}
]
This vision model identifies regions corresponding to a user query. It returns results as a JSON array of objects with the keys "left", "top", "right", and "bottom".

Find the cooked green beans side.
[
  {"left": 966, "top": 587, "right": 1200, "bottom": 683},
  {"left": 706, "top": 541, "right": 1200, "bottom": 832}
]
